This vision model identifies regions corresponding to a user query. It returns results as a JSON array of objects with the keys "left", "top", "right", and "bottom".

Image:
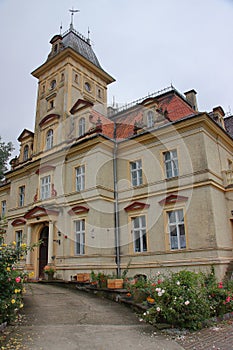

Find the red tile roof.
[
  {"left": 86, "top": 89, "right": 197, "bottom": 141},
  {"left": 157, "top": 93, "right": 195, "bottom": 121}
]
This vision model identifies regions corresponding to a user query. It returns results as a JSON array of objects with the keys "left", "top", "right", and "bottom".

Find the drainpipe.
[{"left": 113, "top": 122, "right": 121, "bottom": 277}]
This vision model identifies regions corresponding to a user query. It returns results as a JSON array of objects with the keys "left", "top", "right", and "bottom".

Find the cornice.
[{"left": 31, "top": 47, "right": 115, "bottom": 84}]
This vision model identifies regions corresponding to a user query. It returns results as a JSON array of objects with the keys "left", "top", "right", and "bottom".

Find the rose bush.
[
  {"left": 126, "top": 269, "right": 233, "bottom": 330},
  {"left": 0, "top": 241, "right": 34, "bottom": 324}
]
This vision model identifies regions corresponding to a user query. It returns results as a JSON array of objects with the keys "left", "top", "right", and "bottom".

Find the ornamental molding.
[
  {"left": 70, "top": 99, "right": 94, "bottom": 115},
  {"left": 24, "top": 206, "right": 59, "bottom": 219},
  {"left": 68, "top": 205, "right": 89, "bottom": 215},
  {"left": 159, "top": 194, "right": 188, "bottom": 206},
  {"left": 124, "top": 201, "right": 150, "bottom": 212},
  {"left": 39, "top": 114, "right": 60, "bottom": 127},
  {"left": 35, "top": 165, "right": 56, "bottom": 175},
  {"left": 11, "top": 218, "right": 26, "bottom": 227}
]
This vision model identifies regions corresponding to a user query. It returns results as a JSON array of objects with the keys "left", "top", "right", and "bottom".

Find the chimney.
[{"left": 184, "top": 89, "right": 198, "bottom": 111}]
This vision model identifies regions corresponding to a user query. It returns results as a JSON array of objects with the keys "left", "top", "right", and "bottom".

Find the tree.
[{"left": 0, "top": 137, "right": 14, "bottom": 180}]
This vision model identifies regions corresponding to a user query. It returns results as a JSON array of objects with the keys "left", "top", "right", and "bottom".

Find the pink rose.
[{"left": 15, "top": 277, "right": 21, "bottom": 283}]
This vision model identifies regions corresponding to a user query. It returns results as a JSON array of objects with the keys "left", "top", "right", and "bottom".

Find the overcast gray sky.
[{"left": 1, "top": 0, "right": 233, "bottom": 154}]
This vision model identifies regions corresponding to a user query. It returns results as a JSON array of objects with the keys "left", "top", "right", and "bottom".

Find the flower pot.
[
  {"left": 107, "top": 279, "right": 123, "bottom": 289},
  {"left": 45, "top": 272, "right": 54, "bottom": 281}
]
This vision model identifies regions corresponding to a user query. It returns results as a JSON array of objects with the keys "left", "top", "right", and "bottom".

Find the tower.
[{"left": 31, "top": 20, "right": 115, "bottom": 156}]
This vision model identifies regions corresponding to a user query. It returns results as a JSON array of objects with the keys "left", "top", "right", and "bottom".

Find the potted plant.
[{"left": 43, "top": 265, "right": 56, "bottom": 280}]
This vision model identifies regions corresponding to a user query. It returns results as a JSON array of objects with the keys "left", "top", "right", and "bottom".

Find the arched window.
[
  {"left": 79, "top": 118, "right": 85, "bottom": 137},
  {"left": 46, "top": 129, "right": 53, "bottom": 150},
  {"left": 147, "top": 111, "right": 154, "bottom": 128},
  {"left": 23, "top": 145, "right": 29, "bottom": 161}
]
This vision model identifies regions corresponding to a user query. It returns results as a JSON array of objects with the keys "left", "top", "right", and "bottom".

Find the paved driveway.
[{"left": 5, "top": 283, "right": 184, "bottom": 350}]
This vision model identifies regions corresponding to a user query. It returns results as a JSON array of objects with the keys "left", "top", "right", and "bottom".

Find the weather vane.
[{"left": 69, "top": 7, "right": 80, "bottom": 28}]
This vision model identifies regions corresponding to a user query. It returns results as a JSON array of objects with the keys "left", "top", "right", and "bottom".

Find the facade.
[{"left": 0, "top": 23, "right": 233, "bottom": 281}]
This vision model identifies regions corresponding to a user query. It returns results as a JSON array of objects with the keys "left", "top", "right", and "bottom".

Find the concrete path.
[{"left": 8, "top": 283, "right": 184, "bottom": 350}]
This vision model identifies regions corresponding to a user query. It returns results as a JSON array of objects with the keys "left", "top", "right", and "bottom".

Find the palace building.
[{"left": 0, "top": 21, "right": 233, "bottom": 280}]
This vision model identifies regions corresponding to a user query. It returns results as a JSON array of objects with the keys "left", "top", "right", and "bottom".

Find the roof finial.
[
  {"left": 69, "top": 7, "right": 80, "bottom": 30},
  {"left": 87, "top": 27, "right": 91, "bottom": 44},
  {"left": 60, "top": 22, "right": 63, "bottom": 35}
]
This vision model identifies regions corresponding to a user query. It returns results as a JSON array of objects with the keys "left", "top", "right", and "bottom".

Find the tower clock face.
[{"left": 84, "top": 82, "right": 91, "bottom": 92}]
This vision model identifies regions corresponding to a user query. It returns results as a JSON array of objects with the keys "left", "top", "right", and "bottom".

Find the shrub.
[
  {"left": 0, "top": 241, "right": 34, "bottom": 324},
  {"left": 145, "top": 271, "right": 210, "bottom": 330},
  {"left": 141, "top": 270, "right": 233, "bottom": 330}
]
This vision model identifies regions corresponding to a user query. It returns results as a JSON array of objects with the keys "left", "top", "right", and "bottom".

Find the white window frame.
[
  {"left": 147, "top": 111, "right": 154, "bottom": 128},
  {"left": 76, "top": 165, "right": 85, "bottom": 192},
  {"left": 1, "top": 200, "right": 6, "bottom": 217},
  {"left": 41, "top": 175, "right": 51, "bottom": 200},
  {"left": 75, "top": 219, "right": 85, "bottom": 255},
  {"left": 132, "top": 215, "right": 147, "bottom": 253},
  {"left": 79, "top": 118, "right": 85, "bottom": 137},
  {"left": 46, "top": 129, "right": 53, "bottom": 150},
  {"left": 16, "top": 230, "right": 23, "bottom": 249},
  {"left": 23, "top": 145, "right": 29, "bottom": 161},
  {"left": 130, "top": 159, "right": 143, "bottom": 187},
  {"left": 164, "top": 149, "right": 179, "bottom": 179},
  {"left": 19, "top": 186, "right": 25, "bottom": 207},
  {"left": 167, "top": 209, "right": 186, "bottom": 250}
]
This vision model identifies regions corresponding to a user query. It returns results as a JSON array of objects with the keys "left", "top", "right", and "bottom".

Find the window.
[
  {"left": 97, "top": 88, "right": 102, "bottom": 98},
  {"left": 130, "top": 160, "right": 142, "bottom": 186},
  {"left": 132, "top": 215, "right": 147, "bottom": 252},
  {"left": 19, "top": 186, "right": 25, "bottom": 207},
  {"left": 16, "top": 230, "right": 23, "bottom": 249},
  {"left": 46, "top": 129, "right": 53, "bottom": 150},
  {"left": 74, "top": 74, "right": 79, "bottom": 83},
  {"left": 147, "top": 111, "right": 154, "bottom": 128},
  {"left": 48, "top": 100, "right": 54, "bottom": 110},
  {"left": 23, "top": 145, "right": 29, "bottom": 161},
  {"left": 50, "top": 79, "right": 56, "bottom": 90},
  {"left": 168, "top": 209, "right": 186, "bottom": 250},
  {"left": 41, "top": 175, "right": 51, "bottom": 200},
  {"left": 84, "top": 82, "right": 91, "bottom": 92},
  {"left": 75, "top": 219, "right": 85, "bottom": 255},
  {"left": 164, "top": 149, "right": 179, "bottom": 178},
  {"left": 78, "top": 118, "right": 85, "bottom": 137},
  {"left": 76, "top": 165, "right": 85, "bottom": 191},
  {"left": 1, "top": 200, "right": 6, "bottom": 218}
]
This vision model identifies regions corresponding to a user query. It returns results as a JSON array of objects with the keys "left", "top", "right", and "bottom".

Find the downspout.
[{"left": 113, "top": 122, "right": 121, "bottom": 277}]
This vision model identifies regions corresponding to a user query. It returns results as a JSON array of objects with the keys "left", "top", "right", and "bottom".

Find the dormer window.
[
  {"left": 54, "top": 44, "right": 58, "bottom": 53},
  {"left": 23, "top": 145, "right": 29, "bottom": 161},
  {"left": 46, "top": 129, "right": 53, "bottom": 150},
  {"left": 147, "top": 111, "right": 154, "bottom": 128}
]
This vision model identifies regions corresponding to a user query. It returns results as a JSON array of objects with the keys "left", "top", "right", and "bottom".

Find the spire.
[{"left": 69, "top": 7, "right": 80, "bottom": 30}]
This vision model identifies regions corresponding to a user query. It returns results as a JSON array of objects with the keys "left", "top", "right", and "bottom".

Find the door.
[{"left": 39, "top": 226, "right": 49, "bottom": 277}]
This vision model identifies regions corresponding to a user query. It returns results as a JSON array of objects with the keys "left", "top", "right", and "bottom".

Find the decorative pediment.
[
  {"left": 124, "top": 201, "right": 150, "bottom": 212},
  {"left": 35, "top": 165, "right": 56, "bottom": 175},
  {"left": 70, "top": 99, "right": 94, "bottom": 115},
  {"left": 24, "top": 206, "right": 59, "bottom": 219},
  {"left": 11, "top": 218, "right": 26, "bottom": 227},
  {"left": 39, "top": 114, "right": 60, "bottom": 127},
  {"left": 17, "top": 129, "right": 34, "bottom": 142},
  {"left": 159, "top": 194, "right": 188, "bottom": 206},
  {"left": 68, "top": 205, "right": 89, "bottom": 215}
]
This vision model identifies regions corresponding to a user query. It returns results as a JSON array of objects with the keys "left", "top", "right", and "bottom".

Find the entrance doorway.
[{"left": 39, "top": 226, "right": 49, "bottom": 277}]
